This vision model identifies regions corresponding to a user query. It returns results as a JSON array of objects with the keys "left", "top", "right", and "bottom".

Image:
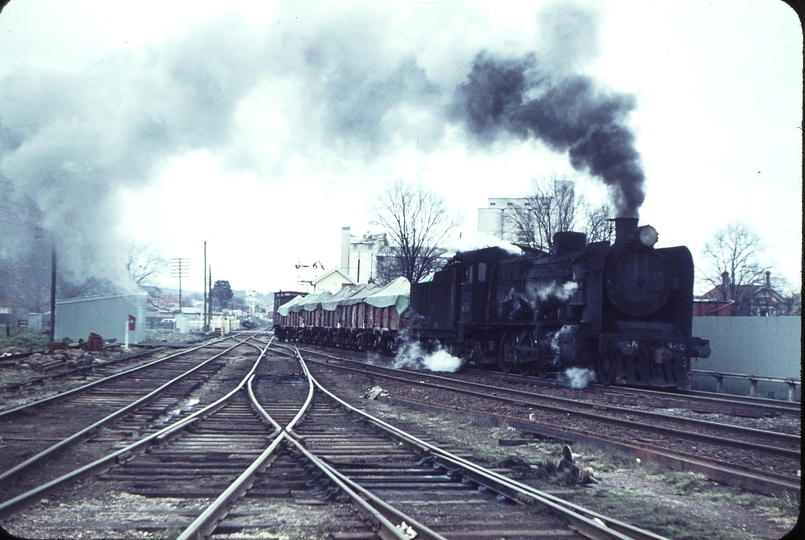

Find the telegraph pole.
[
  {"left": 203, "top": 242, "right": 208, "bottom": 331},
  {"left": 170, "top": 258, "right": 190, "bottom": 316},
  {"left": 49, "top": 246, "right": 56, "bottom": 343},
  {"left": 208, "top": 265, "right": 213, "bottom": 330}
]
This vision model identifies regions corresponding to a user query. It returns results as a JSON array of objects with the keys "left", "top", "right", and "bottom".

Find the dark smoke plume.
[{"left": 452, "top": 53, "right": 645, "bottom": 217}]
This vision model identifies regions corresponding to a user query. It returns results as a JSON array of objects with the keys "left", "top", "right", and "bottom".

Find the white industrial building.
[
  {"left": 476, "top": 197, "right": 529, "bottom": 243},
  {"left": 340, "top": 226, "right": 384, "bottom": 285}
]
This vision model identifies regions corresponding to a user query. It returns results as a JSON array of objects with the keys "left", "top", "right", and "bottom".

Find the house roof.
[
  {"left": 701, "top": 283, "right": 784, "bottom": 303},
  {"left": 312, "top": 267, "right": 355, "bottom": 286}
]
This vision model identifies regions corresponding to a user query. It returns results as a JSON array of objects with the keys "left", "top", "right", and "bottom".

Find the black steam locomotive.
[{"left": 408, "top": 217, "right": 710, "bottom": 388}]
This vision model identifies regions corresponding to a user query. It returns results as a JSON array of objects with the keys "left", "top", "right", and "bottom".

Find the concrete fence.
[{"left": 691, "top": 316, "right": 801, "bottom": 401}]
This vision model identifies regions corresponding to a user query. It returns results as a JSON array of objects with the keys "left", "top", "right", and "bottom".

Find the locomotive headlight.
[{"left": 638, "top": 225, "right": 658, "bottom": 247}]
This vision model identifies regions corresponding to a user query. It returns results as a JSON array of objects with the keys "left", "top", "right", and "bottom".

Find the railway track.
[
  {"left": 1, "top": 334, "right": 666, "bottom": 539},
  {"left": 0, "top": 335, "right": 259, "bottom": 502},
  {"left": 293, "top": 344, "right": 801, "bottom": 499}
]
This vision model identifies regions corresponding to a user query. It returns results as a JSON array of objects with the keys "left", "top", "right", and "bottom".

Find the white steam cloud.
[
  {"left": 538, "top": 281, "right": 578, "bottom": 301},
  {"left": 1, "top": 1, "right": 616, "bottom": 292},
  {"left": 561, "top": 367, "right": 596, "bottom": 389},
  {"left": 452, "top": 233, "right": 523, "bottom": 255},
  {"left": 393, "top": 336, "right": 463, "bottom": 373}
]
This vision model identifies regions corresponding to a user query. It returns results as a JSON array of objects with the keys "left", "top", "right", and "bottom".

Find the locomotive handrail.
[{"left": 691, "top": 369, "right": 800, "bottom": 401}]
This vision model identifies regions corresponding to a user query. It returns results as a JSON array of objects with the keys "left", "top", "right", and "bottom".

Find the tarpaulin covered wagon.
[{"left": 273, "top": 278, "right": 410, "bottom": 354}]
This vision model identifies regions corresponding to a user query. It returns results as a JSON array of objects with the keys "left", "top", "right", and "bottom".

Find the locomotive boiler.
[{"left": 408, "top": 217, "right": 710, "bottom": 388}]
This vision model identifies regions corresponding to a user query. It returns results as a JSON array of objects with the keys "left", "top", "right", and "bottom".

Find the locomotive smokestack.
[{"left": 614, "top": 217, "right": 639, "bottom": 244}]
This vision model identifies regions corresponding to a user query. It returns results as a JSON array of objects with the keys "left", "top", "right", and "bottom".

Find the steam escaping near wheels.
[
  {"left": 560, "top": 368, "right": 597, "bottom": 389},
  {"left": 393, "top": 337, "right": 463, "bottom": 373}
]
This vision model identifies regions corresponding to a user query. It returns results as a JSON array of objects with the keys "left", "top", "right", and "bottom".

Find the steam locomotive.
[
  {"left": 408, "top": 217, "right": 710, "bottom": 388},
  {"left": 274, "top": 217, "right": 710, "bottom": 389}
]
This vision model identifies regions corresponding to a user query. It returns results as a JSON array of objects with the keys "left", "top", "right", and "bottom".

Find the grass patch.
[
  {"left": 155, "top": 526, "right": 183, "bottom": 540},
  {"left": 662, "top": 471, "right": 711, "bottom": 494},
  {"left": 0, "top": 332, "right": 50, "bottom": 352},
  {"left": 697, "top": 487, "right": 801, "bottom": 525},
  {"left": 585, "top": 487, "right": 755, "bottom": 540},
  {"left": 17, "top": 449, "right": 38, "bottom": 460}
]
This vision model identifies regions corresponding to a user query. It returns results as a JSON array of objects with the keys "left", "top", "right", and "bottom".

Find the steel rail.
[
  {"left": 246, "top": 373, "right": 283, "bottom": 434},
  {"left": 283, "top": 434, "right": 441, "bottom": 540},
  {"left": 295, "top": 349, "right": 664, "bottom": 540},
  {"left": 0, "top": 339, "right": 244, "bottom": 486},
  {"left": 594, "top": 380, "right": 801, "bottom": 413},
  {"left": 0, "top": 339, "right": 271, "bottom": 517},
  {"left": 175, "top": 339, "right": 295, "bottom": 540},
  {"left": 177, "top": 340, "right": 437, "bottom": 540},
  {"left": 393, "top": 393, "right": 802, "bottom": 499},
  {"left": 0, "top": 335, "right": 229, "bottom": 418},
  {"left": 303, "top": 356, "right": 800, "bottom": 458},
  {"left": 300, "top": 449, "right": 449, "bottom": 540},
  {"left": 154, "top": 338, "right": 272, "bottom": 441},
  {"left": 298, "top": 344, "right": 801, "bottom": 416}
]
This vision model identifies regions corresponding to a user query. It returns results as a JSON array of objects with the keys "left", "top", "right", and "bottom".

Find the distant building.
[
  {"left": 312, "top": 268, "right": 356, "bottom": 294},
  {"left": 694, "top": 271, "right": 798, "bottom": 316},
  {"left": 477, "top": 181, "right": 576, "bottom": 243},
  {"left": 476, "top": 197, "right": 529, "bottom": 243},
  {"left": 340, "top": 227, "right": 385, "bottom": 284}
]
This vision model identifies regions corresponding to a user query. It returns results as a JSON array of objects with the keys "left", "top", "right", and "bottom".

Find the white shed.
[{"left": 55, "top": 293, "right": 148, "bottom": 344}]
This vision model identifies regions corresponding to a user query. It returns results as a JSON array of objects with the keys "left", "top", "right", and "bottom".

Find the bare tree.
[
  {"left": 581, "top": 202, "right": 614, "bottom": 244},
  {"left": 700, "top": 222, "right": 772, "bottom": 316},
  {"left": 506, "top": 175, "right": 612, "bottom": 250},
  {"left": 372, "top": 179, "right": 461, "bottom": 284},
  {"left": 9, "top": 248, "right": 52, "bottom": 312},
  {"left": 126, "top": 243, "right": 169, "bottom": 288},
  {"left": 775, "top": 292, "right": 802, "bottom": 316},
  {"left": 507, "top": 174, "right": 576, "bottom": 251},
  {"left": 57, "top": 275, "right": 114, "bottom": 299}
]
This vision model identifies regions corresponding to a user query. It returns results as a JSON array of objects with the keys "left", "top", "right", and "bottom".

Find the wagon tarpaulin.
[
  {"left": 364, "top": 277, "right": 410, "bottom": 315},
  {"left": 320, "top": 286, "right": 362, "bottom": 311},
  {"left": 277, "top": 294, "right": 305, "bottom": 317}
]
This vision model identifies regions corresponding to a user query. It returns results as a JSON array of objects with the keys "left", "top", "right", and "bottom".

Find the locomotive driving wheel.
[
  {"left": 500, "top": 330, "right": 532, "bottom": 375},
  {"left": 534, "top": 352, "right": 548, "bottom": 378},
  {"left": 516, "top": 330, "right": 536, "bottom": 375},
  {"left": 597, "top": 353, "right": 616, "bottom": 386}
]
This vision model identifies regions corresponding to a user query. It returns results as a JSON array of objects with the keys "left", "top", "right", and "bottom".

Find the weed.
[
  {"left": 532, "top": 461, "right": 576, "bottom": 486},
  {"left": 581, "top": 487, "right": 755, "bottom": 540},
  {"left": 17, "top": 449, "right": 37, "bottom": 460},
  {"left": 0, "top": 332, "right": 50, "bottom": 352},
  {"left": 663, "top": 471, "right": 709, "bottom": 494},
  {"left": 698, "top": 488, "right": 800, "bottom": 523},
  {"left": 155, "top": 526, "right": 183, "bottom": 540}
]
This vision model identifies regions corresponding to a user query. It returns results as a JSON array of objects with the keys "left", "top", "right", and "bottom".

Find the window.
[
  {"left": 478, "top": 262, "right": 487, "bottom": 282},
  {"left": 462, "top": 265, "right": 474, "bottom": 284}
]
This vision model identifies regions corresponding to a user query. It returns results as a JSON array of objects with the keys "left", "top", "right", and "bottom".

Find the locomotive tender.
[
  {"left": 409, "top": 217, "right": 711, "bottom": 388},
  {"left": 274, "top": 217, "right": 710, "bottom": 389}
]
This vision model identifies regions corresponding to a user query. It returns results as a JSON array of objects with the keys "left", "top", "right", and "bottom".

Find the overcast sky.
[{"left": 0, "top": 0, "right": 801, "bottom": 296}]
